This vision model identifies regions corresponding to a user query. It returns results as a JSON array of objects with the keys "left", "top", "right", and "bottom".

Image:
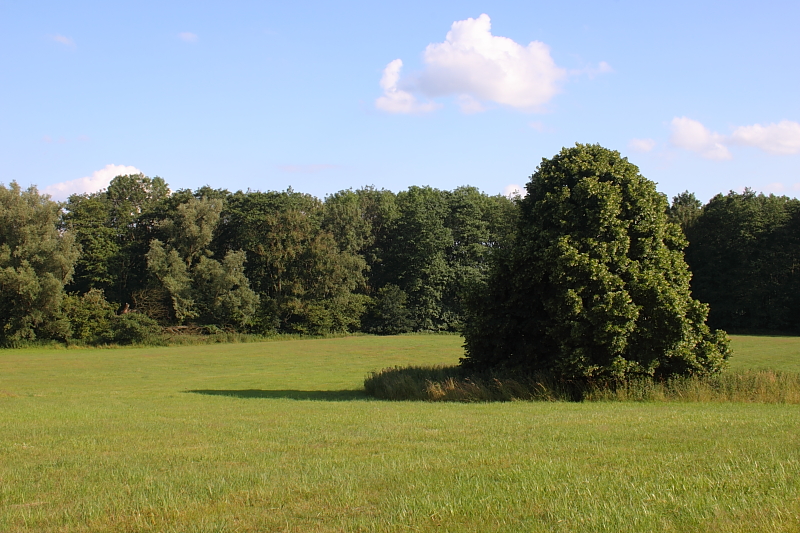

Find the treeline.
[
  {"left": 0, "top": 176, "right": 516, "bottom": 345},
  {"left": 2, "top": 175, "right": 798, "bottom": 347},
  {"left": 671, "top": 189, "right": 800, "bottom": 334}
]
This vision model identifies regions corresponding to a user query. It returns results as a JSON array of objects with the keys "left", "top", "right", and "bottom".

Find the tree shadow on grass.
[{"left": 186, "top": 389, "right": 368, "bottom": 401}]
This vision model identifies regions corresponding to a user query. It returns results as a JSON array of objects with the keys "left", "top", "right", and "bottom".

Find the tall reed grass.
[{"left": 364, "top": 365, "right": 800, "bottom": 403}]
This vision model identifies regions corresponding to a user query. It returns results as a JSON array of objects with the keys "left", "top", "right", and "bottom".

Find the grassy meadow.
[{"left": 1, "top": 334, "right": 799, "bottom": 532}]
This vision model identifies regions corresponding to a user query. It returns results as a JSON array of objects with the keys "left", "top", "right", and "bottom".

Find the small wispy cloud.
[
  {"left": 762, "top": 182, "right": 800, "bottom": 194},
  {"left": 503, "top": 184, "right": 525, "bottom": 198},
  {"left": 670, "top": 117, "right": 732, "bottom": 160},
  {"left": 570, "top": 61, "right": 614, "bottom": 79},
  {"left": 729, "top": 121, "right": 800, "bottom": 155},
  {"left": 670, "top": 117, "right": 800, "bottom": 160},
  {"left": 44, "top": 164, "right": 141, "bottom": 200},
  {"left": 179, "top": 32, "right": 198, "bottom": 43},
  {"left": 277, "top": 164, "right": 339, "bottom": 174},
  {"left": 51, "top": 34, "right": 76, "bottom": 48},
  {"left": 764, "top": 182, "right": 785, "bottom": 193},
  {"left": 628, "top": 138, "right": 656, "bottom": 153}
]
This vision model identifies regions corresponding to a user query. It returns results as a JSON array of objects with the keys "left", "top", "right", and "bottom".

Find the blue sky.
[{"left": 2, "top": 0, "right": 798, "bottom": 202}]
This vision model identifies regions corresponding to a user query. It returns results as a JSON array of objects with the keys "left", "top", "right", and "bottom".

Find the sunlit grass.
[
  {"left": 1, "top": 334, "right": 799, "bottom": 531},
  {"left": 728, "top": 334, "right": 800, "bottom": 373}
]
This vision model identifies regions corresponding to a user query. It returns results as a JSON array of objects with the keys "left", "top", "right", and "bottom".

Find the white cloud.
[
  {"left": 763, "top": 182, "right": 785, "bottom": 193},
  {"left": 51, "top": 34, "right": 75, "bottom": 48},
  {"left": 376, "top": 14, "right": 572, "bottom": 114},
  {"left": 729, "top": 121, "right": 800, "bottom": 155},
  {"left": 670, "top": 117, "right": 732, "bottom": 160},
  {"left": 419, "top": 14, "right": 566, "bottom": 111},
  {"left": 375, "top": 59, "right": 440, "bottom": 114},
  {"left": 43, "top": 164, "right": 141, "bottom": 200},
  {"left": 503, "top": 184, "right": 525, "bottom": 197},
  {"left": 179, "top": 32, "right": 198, "bottom": 43},
  {"left": 277, "top": 164, "right": 338, "bottom": 173},
  {"left": 628, "top": 138, "right": 656, "bottom": 153},
  {"left": 670, "top": 117, "right": 800, "bottom": 160}
]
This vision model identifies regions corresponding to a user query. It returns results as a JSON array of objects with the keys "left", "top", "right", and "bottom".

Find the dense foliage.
[
  {"left": 0, "top": 183, "right": 78, "bottom": 343},
  {"left": 0, "top": 177, "right": 517, "bottom": 345},
  {"left": 682, "top": 189, "right": 800, "bottom": 333},
  {"left": 462, "top": 145, "right": 730, "bottom": 380},
  {"left": 2, "top": 149, "right": 798, "bottom": 347}
]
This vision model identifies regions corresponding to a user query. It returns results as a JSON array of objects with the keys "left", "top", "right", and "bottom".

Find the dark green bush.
[
  {"left": 63, "top": 289, "right": 116, "bottom": 344},
  {"left": 63, "top": 289, "right": 161, "bottom": 345},
  {"left": 362, "top": 284, "right": 414, "bottom": 334},
  {"left": 109, "top": 312, "right": 161, "bottom": 344}
]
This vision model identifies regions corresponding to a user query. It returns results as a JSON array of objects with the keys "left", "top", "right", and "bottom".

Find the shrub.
[
  {"left": 63, "top": 289, "right": 116, "bottom": 344},
  {"left": 109, "top": 312, "right": 161, "bottom": 345}
]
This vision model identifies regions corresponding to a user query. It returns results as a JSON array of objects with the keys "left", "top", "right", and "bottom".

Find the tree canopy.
[
  {"left": 0, "top": 183, "right": 78, "bottom": 343},
  {"left": 462, "top": 144, "right": 730, "bottom": 380},
  {"left": 3, "top": 154, "right": 797, "bottom": 347},
  {"left": 683, "top": 189, "right": 800, "bottom": 333}
]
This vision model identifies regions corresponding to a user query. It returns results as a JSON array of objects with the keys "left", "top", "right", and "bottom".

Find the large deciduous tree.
[
  {"left": 462, "top": 144, "right": 730, "bottom": 380},
  {"left": 383, "top": 186, "right": 453, "bottom": 331},
  {"left": 0, "top": 182, "right": 79, "bottom": 343},
  {"left": 64, "top": 174, "right": 170, "bottom": 307},
  {"left": 216, "top": 190, "right": 366, "bottom": 334},
  {"left": 146, "top": 195, "right": 259, "bottom": 328}
]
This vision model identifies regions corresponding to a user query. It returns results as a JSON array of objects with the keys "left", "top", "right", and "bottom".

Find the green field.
[{"left": 1, "top": 335, "right": 799, "bottom": 532}]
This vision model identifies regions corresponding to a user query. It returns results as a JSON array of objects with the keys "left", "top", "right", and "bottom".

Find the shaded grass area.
[
  {"left": 189, "top": 389, "right": 366, "bottom": 401},
  {"left": 365, "top": 366, "right": 800, "bottom": 403},
  {"left": 1, "top": 334, "right": 799, "bottom": 531},
  {"left": 365, "top": 335, "right": 800, "bottom": 403}
]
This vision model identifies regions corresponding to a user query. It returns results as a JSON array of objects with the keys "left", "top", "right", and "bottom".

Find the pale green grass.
[{"left": 1, "top": 335, "right": 799, "bottom": 532}]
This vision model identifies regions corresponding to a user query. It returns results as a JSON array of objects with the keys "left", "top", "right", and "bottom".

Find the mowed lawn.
[{"left": 1, "top": 335, "right": 798, "bottom": 532}]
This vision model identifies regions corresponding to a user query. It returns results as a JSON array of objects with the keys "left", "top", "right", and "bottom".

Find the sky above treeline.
[{"left": 2, "top": 0, "right": 799, "bottom": 202}]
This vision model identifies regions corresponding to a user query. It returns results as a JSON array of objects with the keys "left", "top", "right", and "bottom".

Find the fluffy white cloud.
[
  {"left": 43, "top": 164, "right": 141, "bottom": 200},
  {"left": 375, "top": 59, "right": 440, "bottom": 114},
  {"left": 179, "top": 32, "right": 198, "bottom": 43},
  {"left": 628, "top": 138, "right": 656, "bottom": 153},
  {"left": 418, "top": 14, "right": 566, "bottom": 110},
  {"left": 670, "top": 117, "right": 800, "bottom": 159},
  {"left": 670, "top": 117, "right": 732, "bottom": 160},
  {"left": 730, "top": 121, "right": 800, "bottom": 155},
  {"left": 376, "top": 14, "right": 574, "bottom": 114},
  {"left": 51, "top": 34, "right": 75, "bottom": 48}
]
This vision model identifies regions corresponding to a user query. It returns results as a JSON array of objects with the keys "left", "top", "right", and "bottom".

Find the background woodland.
[{"left": 1, "top": 174, "right": 799, "bottom": 346}]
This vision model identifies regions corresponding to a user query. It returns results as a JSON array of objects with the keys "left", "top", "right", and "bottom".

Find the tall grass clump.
[{"left": 365, "top": 366, "right": 800, "bottom": 403}]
